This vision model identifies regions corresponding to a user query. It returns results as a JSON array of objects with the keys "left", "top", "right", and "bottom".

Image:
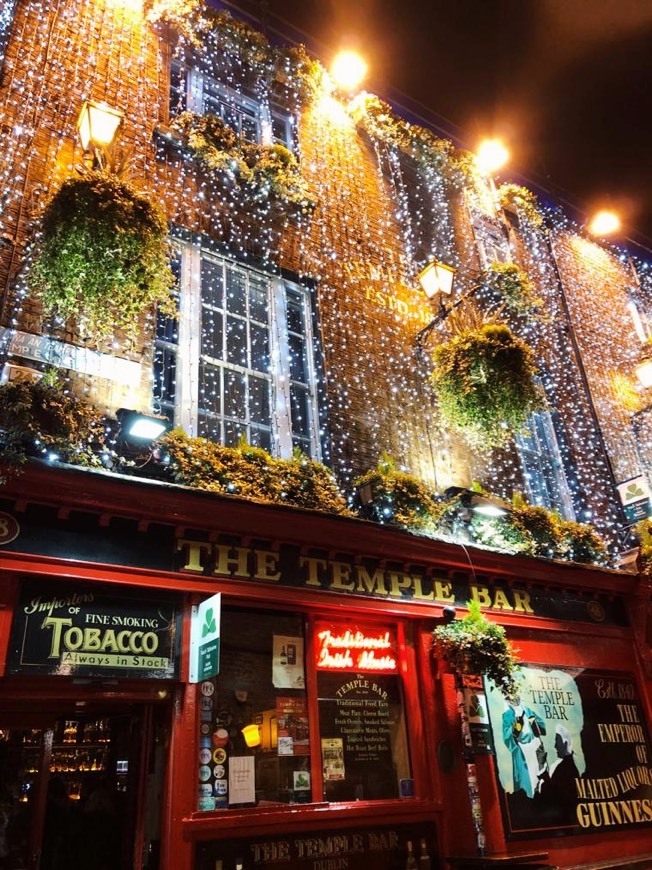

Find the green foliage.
[
  {"left": 432, "top": 323, "right": 544, "bottom": 447},
  {"left": 29, "top": 171, "right": 176, "bottom": 343},
  {"left": 433, "top": 599, "right": 520, "bottom": 698},
  {"left": 148, "top": 5, "right": 323, "bottom": 102},
  {"left": 144, "top": 0, "right": 205, "bottom": 45},
  {"left": 0, "top": 376, "right": 105, "bottom": 479},
  {"left": 485, "top": 262, "right": 542, "bottom": 315},
  {"left": 275, "top": 44, "right": 326, "bottom": 103},
  {"left": 557, "top": 519, "right": 608, "bottom": 566},
  {"left": 352, "top": 94, "right": 474, "bottom": 187},
  {"left": 161, "top": 430, "right": 349, "bottom": 514},
  {"left": 172, "top": 112, "right": 313, "bottom": 208},
  {"left": 497, "top": 183, "right": 544, "bottom": 228},
  {"left": 353, "top": 453, "right": 441, "bottom": 534},
  {"left": 510, "top": 494, "right": 608, "bottom": 564}
]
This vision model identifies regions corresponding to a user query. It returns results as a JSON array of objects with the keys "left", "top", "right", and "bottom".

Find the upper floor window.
[
  {"left": 472, "top": 214, "right": 511, "bottom": 269},
  {"left": 170, "top": 61, "right": 294, "bottom": 149},
  {"left": 154, "top": 244, "right": 321, "bottom": 459},
  {"left": 515, "top": 409, "right": 575, "bottom": 519}
]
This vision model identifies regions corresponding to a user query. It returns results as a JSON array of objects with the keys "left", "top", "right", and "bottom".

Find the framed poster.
[{"left": 485, "top": 665, "right": 652, "bottom": 838}]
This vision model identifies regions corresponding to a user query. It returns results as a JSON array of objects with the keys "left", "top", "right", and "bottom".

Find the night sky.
[{"left": 227, "top": 0, "right": 652, "bottom": 253}]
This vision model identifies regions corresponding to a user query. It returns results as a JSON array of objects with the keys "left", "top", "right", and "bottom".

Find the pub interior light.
[
  {"left": 116, "top": 408, "right": 169, "bottom": 443},
  {"left": 242, "top": 724, "right": 261, "bottom": 748},
  {"left": 417, "top": 260, "right": 456, "bottom": 299}
]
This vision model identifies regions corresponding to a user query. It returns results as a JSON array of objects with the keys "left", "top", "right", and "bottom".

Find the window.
[
  {"left": 472, "top": 214, "right": 511, "bottom": 268},
  {"left": 195, "top": 608, "right": 412, "bottom": 811},
  {"left": 154, "top": 244, "right": 321, "bottom": 458},
  {"left": 515, "top": 409, "right": 575, "bottom": 519},
  {"left": 170, "top": 61, "right": 294, "bottom": 149}
]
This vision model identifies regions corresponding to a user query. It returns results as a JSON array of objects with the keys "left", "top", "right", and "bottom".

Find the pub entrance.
[{"left": 0, "top": 696, "right": 169, "bottom": 870}]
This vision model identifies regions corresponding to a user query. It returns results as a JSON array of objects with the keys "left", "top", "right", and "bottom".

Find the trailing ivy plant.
[
  {"left": 161, "top": 429, "right": 349, "bottom": 514},
  {"left": 352, "top": 93, "right": 476, "bottom": 188},
  {"left": 432, "top": 599, "right": 520, "bottom": 698},
  {"left": 497, "top": 183, "right": 544, "bottom": 228},
  {"left": 557, "top": 519, "right": 608, "bottom": 566},
  {"left": 0, "top": 374, "right": 106, "bottom": 480},
  {"left": 431, "top": 323, "right": 544, "bottom": 447},
  {"left": 29, "top": 171, "right": 176, "bottom": 343},
  {"left": 485, "top": 262, "right": 542, "bottom": 316},
  {"left": 353, "top": 452, "right": 442, "bottom": 534},
  {"left": 634, "top": 519, "right": 652, "bottom": 575},
  {"left": 171, "top": 112, "right": 313, "bottom": 208}
]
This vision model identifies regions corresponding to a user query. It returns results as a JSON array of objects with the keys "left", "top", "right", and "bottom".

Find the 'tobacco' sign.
[{"left": 8, "top": 579, "right": 181, "bottom": 679}]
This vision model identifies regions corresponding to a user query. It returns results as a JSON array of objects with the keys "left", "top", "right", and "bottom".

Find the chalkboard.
[{"left": 317, "top": 671, "right": 402, "bottom": 801}]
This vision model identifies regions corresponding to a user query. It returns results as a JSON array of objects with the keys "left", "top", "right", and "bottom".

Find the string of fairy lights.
[{"left": 0, "top": 0, "right": 650, "bottom": 554}]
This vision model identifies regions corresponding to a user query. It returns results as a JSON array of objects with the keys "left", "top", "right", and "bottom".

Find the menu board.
[{"left": 317, "top": 671, "right": 400, "bottom": 801}]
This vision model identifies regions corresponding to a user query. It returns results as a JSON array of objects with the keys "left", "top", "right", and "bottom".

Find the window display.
[{"left": 196, "top": 610, "right": 412, "bottom": 811}]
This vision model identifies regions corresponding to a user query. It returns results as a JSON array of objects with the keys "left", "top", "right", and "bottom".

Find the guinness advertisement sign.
[{"left": 8, "top": 580, "right": 182, "bottom": 679}]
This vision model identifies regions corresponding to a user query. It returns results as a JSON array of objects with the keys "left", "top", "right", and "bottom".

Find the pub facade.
[{"left": 0, "top": 1, "right": 652, "bottom": 868}]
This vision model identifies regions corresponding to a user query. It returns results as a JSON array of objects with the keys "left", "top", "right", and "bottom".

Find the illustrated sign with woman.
[{"left": 486, "top": 665, "right": 652, "bottom": 837}]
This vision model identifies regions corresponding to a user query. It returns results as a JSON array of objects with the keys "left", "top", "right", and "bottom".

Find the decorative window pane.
[
  {"left": 200, "top": 309, "right": 223, "bottom": 359},
  {"left": 250, "top": 324, "right": 269, "bottom": 373},
  {"left": 249, "top": 375, "right": 270, "bottom": 423},
  {"left": 170, "top": 62, "right": 293, "bottom": 150},
  {"left": 516, "top": 410, "right": 575, "bottom": 519},
  {"left": 288, "top": 333, "right": 307, "bottom": 383},
  {"left": 159, "top": 245, "right": 320, "bottom": 458}
]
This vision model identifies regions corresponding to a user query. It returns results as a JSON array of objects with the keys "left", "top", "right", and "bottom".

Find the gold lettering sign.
[{"left": 176, "top": 537, "right": 535, "bottom": 615}]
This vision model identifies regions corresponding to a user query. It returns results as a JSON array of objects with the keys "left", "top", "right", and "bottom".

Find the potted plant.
[
  {"left": 29, "top": 170, "right": 176, "bottom": 343},
  {"left": 431, "top": 322, "right": 544, "bottom": 447},
  {"left": 0, "top": 374, "right": 106, "bottom": 479},
  {"left": 432, "top": 599, "right": 519, "bottom": 698},
  {"left": 161, "top": 430, "right": 349, "bottom": 514},
  {"left": 353, "top": 453, "right": 440, "bottom": 534}
]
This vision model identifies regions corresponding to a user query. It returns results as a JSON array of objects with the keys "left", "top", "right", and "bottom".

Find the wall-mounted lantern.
[
  {"left": 77, "top": 100, "right": 123, "bottom": 168},
  {"left": 417, "top": 260, "right": 456, "bottom": 300}
]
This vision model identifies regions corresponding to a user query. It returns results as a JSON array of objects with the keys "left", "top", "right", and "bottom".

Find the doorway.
[{"left": 0, "top": 701, "right": 168, "bottom": 870}]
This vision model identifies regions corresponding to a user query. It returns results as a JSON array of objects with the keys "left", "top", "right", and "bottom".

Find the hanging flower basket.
[
  {"left": 29, "top": 171, "right": 176, "bottom": 343},
  {"left": 432, "top": 600, "right": 519, "bottom": 698},
  {"left": 431, "top": 323, "right": 544, "bottom": 447},
  {"left": 485, "top": 262, "right": 542, "bottom": 315}
]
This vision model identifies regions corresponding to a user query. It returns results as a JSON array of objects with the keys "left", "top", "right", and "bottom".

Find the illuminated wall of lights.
[{"left": 0, "top": 0, "right": 649, "bottom": 553}]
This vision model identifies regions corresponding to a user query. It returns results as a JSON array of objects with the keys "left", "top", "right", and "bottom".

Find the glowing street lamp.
[
  {"left": 331, "top": 50, "right": 367, "bottom": 92},
  {"left": 588, "top": 210, "right": 621, "bottom": 237},
  {"left": 77, "top": 100, "right": 123, "bottom": 168},
  {"left": 476, "top": 138, "right": 509, "bottom": 174}
]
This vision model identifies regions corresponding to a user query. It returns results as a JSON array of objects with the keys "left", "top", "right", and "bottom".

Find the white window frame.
[
  {"left": 472, "top": 214, "right": 511, "bottom": 269},
  {"left": 172, "top": 61, "right": 294, "bottom": 149},
  {"left": 164, "top": 241, "right": 321, "bottom": 459},
  {"left": 515, "top": 409, "right": 575, "bottom": 520}
]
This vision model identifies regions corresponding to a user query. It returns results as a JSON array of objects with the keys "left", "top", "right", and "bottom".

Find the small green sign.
[
  {"left": 190, "top": 593, "right": 221, "bottom": 683},
  {"left": 198, "top": 637, "right": 220, "bottom": 681}
]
